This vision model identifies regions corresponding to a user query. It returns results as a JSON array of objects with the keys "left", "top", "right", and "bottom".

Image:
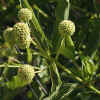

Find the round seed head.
[
  {"left": 3, "top": 27, "right": 16, "bottom": 46},
  {"left": 58, "top": 20, "right": 75, "bottom": 36},
  {"left": 18, "top": 8, "right": 32, "bottom": 22},
  {"left": 18, "top": 64, "right": 35, "bottom": 84},
  {"left": 13, "top": 22, "right": 30, "bottom": 35},
  {"left": 13, "top": 22, "right": 31, "bottom": 49},
  {"left": 16, "top": 33, "right": 31, "bottom": 49}
]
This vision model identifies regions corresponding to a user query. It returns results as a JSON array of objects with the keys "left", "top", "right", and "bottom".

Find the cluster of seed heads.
[
  {"left": 2, "top": 8, "right": 35, "bottom": 85},
  {"left": 58, "top": 20, "right": 75, "bottom": 36},
  {"left": 18, "top": 64, "right": 35, "bottom": 84},
  {"left": 3, "top": 8, "right": 32, "bottom": 49},
  {"left": 3, "top": 8, "right": 76, "bottom": 86}
]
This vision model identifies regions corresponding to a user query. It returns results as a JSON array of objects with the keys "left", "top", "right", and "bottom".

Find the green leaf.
[{"left": 27, "top": 48, "right": 32, "bottom": 64}]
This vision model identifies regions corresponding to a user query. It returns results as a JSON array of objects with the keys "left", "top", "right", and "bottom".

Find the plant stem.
[
  {"left": 26, "top": 48, "right": 32, "bottom": 64},
  {"left": 31, "top": 39, "right": 37, "bottom": 46},
  {"left": 33, "top": 4, "right": 49, "bottom": 19},
  {"left": 57, "top": 62, "right": 83, "bottom": 82},
  {"left": 34, "top": 69, "right": 46, "bottom": 73},
  {"left": 0, "top": 64, "right": 20, "bottom": 68},
  {"left": 49, "top": 65, "right": 55, "bottom": 92},
  {"left": 88, "top": 85, "right": 100, "bottom": 95}
]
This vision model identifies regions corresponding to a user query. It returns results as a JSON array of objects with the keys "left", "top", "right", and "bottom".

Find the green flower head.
[
  {"left": 18, "top": 8, "right": 32, "bottom": 22},
  {"left": 18, "top": 64, "right": 35, "bottom": 84},
  {"left": 58, "top": 20, "right": 75, "bottom": 36},
  {"left": 13, "top": 22, "right": 31, "bottom": 49}
]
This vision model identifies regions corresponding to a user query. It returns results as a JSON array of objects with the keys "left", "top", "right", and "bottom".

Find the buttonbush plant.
[{"left": 0, "top": 0, "right": 100, "bottom": 100}]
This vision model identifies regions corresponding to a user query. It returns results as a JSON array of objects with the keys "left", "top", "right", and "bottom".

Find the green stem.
[
  {"left": 48, "top": 64, "right": 56, "bottom": 92},
  {"left": 33, "top": 4, "right": 53, "bottom": 22},
  {"left": 89, "top": 85, "right": 100, "bottom": 95},
  {"left": 31, "top": 39, "right": 37, "bottom": 46},
  {"left": 57, "top": 62, "right": 83, "bottom": 82},
  {"left": 0, "top": 64, "right": 20, "bottom": 68},
  {"left": 52, "top": 61, "right": 62, "bottom": 84},
  {"left": 26, "top": 48, "right": 32, "bottom": 64},
  {"left": 33, "top": 4, "right": 49, "bottom": 19},
  {"left": 55, "top": 37, "right": 65, "bottom": 60}
]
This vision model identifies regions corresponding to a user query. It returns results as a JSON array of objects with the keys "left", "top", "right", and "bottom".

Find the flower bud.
[
  {"left": 18, "top": 64, "right": 35, "bottom": 84},
  {"left": 18, "top": 8, "right": 32, "bottom": 22},
  {"left": 13, "top": 22, "right": 31, "bottom": 49},
  {"left": 58, "top": 20, "right": 75, "bottom": 36},
  {"left": 3, "top": 27, "right": 16, "bottom": 47}
]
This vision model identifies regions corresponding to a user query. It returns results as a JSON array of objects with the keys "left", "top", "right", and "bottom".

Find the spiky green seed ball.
[
  {"left": 17, "top": 33, "right": 31, "bottom": 49},
  {"left": 58, "top": 20, "right": 75, "bottom": 36},
  {"left": 3, "top": 27, "right": 16, "bottom": 47},
  {"left": 13, "top": 22, "right": 30, "bottom": 35},
  {"left": 18, "top": 8, "right": 32, "bottom": 22},
  {"left": 18, "top": 64, "right": 35, "bottom": 84},
  {"left": 13, "top": 22, "right": 31, "bottom": 49}
]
